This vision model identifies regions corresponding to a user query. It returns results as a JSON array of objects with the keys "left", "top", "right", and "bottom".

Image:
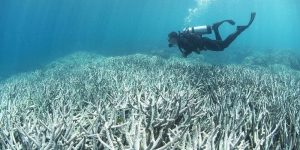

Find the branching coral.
[
  {"left": 0, "top": 52, "right": 300, "bottom": 149},
  {"left": 243, "top": 49, "right": 300, "bottom": 71}
]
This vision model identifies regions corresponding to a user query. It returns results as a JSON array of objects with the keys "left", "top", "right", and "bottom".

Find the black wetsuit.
[
  {"left": 177, "top": 33, "right": 204, "bottom": 57},
  {"left": 177, "top": 12, "right": 256, "bottom": 58},
  {"left": 177, "top": 28, "right": 244, "bottom": 57}
]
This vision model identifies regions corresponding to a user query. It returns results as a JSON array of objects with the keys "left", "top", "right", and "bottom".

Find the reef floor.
[{"left": 0, "top": 52, "right": 300, "bottom": 149}]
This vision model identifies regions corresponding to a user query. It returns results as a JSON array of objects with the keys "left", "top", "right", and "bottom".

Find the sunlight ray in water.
[{"left": 184, "top": 0, "right": 215, "bottom": 26}]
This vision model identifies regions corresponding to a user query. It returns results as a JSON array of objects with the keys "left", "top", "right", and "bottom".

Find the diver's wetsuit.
[
  {"left": 177, "top": 12, "right": 256, "bottom": 57},
  {"left": 177, "top": 33, "right": 204, "bottom": 57}
]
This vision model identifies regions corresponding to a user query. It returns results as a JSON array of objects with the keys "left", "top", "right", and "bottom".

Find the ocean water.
[
  {"left": 1, "top": 0, "right": 300, "bottom": 79},
  {"left": 1, "top": 0, "right": 300, "bottom": 149}
]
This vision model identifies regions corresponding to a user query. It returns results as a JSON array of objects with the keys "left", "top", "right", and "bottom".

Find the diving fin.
[
  {"left": 237, "top": 12, "right": 256, "bottom": 31},
  {"left": 227, "top": 20, "right": 236, "bottom": 25},
  {"left": 213, "top": 19, "right": 236, "bottom": 31}
]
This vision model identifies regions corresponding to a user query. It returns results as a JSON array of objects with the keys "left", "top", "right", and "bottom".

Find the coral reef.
[
  {"left": 0, "top": 52, "right": 300, "bottom": 149},
  {"left": 204, "top": 48, "right": 254, "bottom": 64},
  {"left": 243, "top": 49, "right": 300, "bottom": 71}
]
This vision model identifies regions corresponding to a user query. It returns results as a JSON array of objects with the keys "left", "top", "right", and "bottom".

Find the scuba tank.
[{"left": 183, "top": 25, "right": 212, "bottom": 35}]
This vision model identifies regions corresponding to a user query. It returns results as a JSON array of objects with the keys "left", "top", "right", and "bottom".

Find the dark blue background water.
[{"left": 1, "top": 0, "right": 300, "bottom": 79}]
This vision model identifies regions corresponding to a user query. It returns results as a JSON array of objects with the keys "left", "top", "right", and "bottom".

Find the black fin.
[
  {"left": 237, "top": 12, "right": 256, "bottom": 31},
  {"left": 213, "top": 19, "right": 236, "bottom": 33},
  {"left": 248, "top": 12, "right": 256, "bottom": 27},
  {"left": 227, "top": 20, "right": 236, "bottom": 25}
]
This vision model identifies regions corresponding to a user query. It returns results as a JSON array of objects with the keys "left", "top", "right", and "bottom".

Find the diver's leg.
[
  {"left": 202, "top": 37, "right": 224, "bottom": 51},
  {"left": 221, "top": 12, "right": 256, "bottom": 49},
  {"left": 212, "top": 20, "right": 235, "bottom": 40},
  {"left": 221, "top": 30, "right": 243, "bottom": 49}
]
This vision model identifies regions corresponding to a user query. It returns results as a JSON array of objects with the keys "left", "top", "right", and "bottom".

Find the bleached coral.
[
  {"left": 0, "top": 52, "right": 300, "bottom": 149},
  {"left": 243, "top": 49, "right": 300, "bottom": 71}
]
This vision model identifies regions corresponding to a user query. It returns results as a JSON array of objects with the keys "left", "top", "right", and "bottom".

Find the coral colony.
[{"left": 0, "top": 52, "right": 300, "bottom": 149}]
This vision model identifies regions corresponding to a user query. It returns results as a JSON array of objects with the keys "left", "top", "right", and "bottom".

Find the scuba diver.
[{"left": 168, "top": 12, "right": 256, "bottom": 57}]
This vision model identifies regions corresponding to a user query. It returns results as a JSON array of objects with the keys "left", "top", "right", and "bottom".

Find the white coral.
[{"left": 0, "top": 52, "right": 299, "bottom": 149}]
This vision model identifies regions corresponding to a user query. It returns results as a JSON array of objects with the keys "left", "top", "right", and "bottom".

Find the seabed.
[{"left": 0, "top": 51, "right": 300, "bottom": 149}]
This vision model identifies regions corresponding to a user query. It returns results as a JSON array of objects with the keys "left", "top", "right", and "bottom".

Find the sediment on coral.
[{"left": 0, "top": 52, "right": 300, "bottom": 149}]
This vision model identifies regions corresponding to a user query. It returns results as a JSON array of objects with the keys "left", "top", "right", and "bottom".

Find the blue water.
[{"left": 1, "top": 0, "right": 300, "bottom": 79}]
